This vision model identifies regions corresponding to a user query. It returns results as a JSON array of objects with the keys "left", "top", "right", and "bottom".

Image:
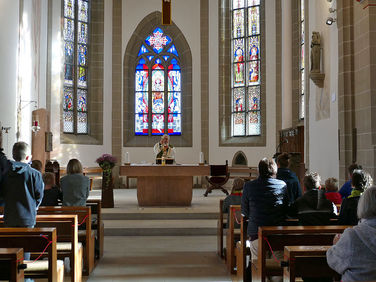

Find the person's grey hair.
[
  {"left": 304, "top": 172, "right": 321, "bottom": 190},
  {"left": 162, "top": 134, "right": 170, "bottom": 141},
  {"left": 357, "top": 186, "right": 376, "bottom": 219},
  {"left": 352, "top": 169, "right": 373, "bottom": 192},
  {"left": 12, "top": 141, "right": 30, "bottom": 162}
]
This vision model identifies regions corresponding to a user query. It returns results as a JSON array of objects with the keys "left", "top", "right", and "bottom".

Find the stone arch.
[
  {"left": 232, "top": 151, "right": 248, "bottom": 166},
  {"left": 123, "top": 11, "right": 192, "bottom": 147}
]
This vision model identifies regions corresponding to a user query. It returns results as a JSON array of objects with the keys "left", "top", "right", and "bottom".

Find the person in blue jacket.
[
  {"left": 0, "top": 142, "right": 44, "bottom": 228},
  {"left": 339, "top": 163, "right": 362, "bottom": 198}
]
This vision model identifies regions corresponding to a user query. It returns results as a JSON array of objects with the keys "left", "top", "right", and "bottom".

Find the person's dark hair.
[
  {"left": 66, "top": 159, "right": 83, "bottom": 174},
  {"left": 42, "top": 172, "right": 56, "bottom": 186},
  {"left": 12, "top": 142, "right": 29, "bottom": 162},
  {"left": 31, "top": 160, "right": 43, "bottom": 172},
  {"left": 231, "top": 178, "right": 245, "bottom": 193},
  {"left": 304, "top": 172, "right": 321, "bottom": 191},
  {"left": 348, "top": 163, "right": 362, "bottom": 177},
  {"left": 276, "top": 152, "right": 289, "bottom": 168},
  {"left": 258, "top": 158, "right": 277, "bottom": 178},
  {"left": 325, "top": 177, "right": 338, "bottom": 192},
  {"left": 352, "top": 169, "right": 373, "bottom": 192}
]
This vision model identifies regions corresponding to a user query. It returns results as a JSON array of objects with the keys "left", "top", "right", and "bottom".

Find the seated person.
[
  {"left": 327, "top": 186, "right": 376, "bottom": 282},
  {"left": 290, "top": 172, "right": 336, "bottom": 225},
  {"left": 153, "top": 134, "right": 176, "bottom": 161},
  {"left": 276, "top": 152, "right": 302, "bottom": 205},
  {"left": 222, "top": 178, "right": 244, "bottom": 228},
  {"left": 339, "top": 163, "right": 362, "bottom": 198},
  {"left": 324, "top": 177, "right": 342, "bottom": 205},
  {"left": 60, "top": 159, "right": 90, "bottom": 206},
  {"left": 31, "top": 159, "right": 42, "bottom": 172},
  {"left": 40, "top": 172, "right": 62, "bottom": 206},
  {"left": 339, "top": 169, "right": 373, "bottom": 225}
]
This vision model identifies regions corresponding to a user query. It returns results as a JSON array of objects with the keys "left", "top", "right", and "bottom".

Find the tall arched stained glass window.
[
  {"left": 299, "top": 0, "right": 305, "bottom": 120},
  {"left": 135, "top": 27, "right": 182, "bottom": 136},
  {"left": 231, "top": 0, "right": 261, "bottom": 137},
  {"left": 63, "top": 0, "right": 90, "bottom": 134}
]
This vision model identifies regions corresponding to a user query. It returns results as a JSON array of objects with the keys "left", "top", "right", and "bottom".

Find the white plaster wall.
[
  {"left": 49, "top": 0, "right": 113, "bottom": 167},
  {"left": 122, "top": 0, "right": 202, "bottom": 164},
  {"left": 208, "top": 0, "right": 277, "bottom": 166},
  {"left": 0, "top": 0, "right": 19, "bottom": 155},
  {"left": 307, "top": 0, "right": 339, "bottom": 181}
]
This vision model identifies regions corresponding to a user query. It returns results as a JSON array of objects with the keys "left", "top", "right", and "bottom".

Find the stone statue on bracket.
[{"left": 309, "top": 31, "right": 325, "bottom": 88}]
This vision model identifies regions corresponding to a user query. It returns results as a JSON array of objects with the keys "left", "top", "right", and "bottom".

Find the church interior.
[{"left": 0, "top": 0, "right": 376, "bottom": 281}]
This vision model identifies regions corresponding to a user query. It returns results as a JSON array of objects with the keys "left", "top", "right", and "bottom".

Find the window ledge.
[
  {"left": 219, "top": 135, "right": 266, "bottom": 147},
  {"left": 61, "top": 133, "right": 102, "bottom": 145}
]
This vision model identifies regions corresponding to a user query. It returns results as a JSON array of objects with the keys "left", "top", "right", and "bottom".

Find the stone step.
[
  {"left": 102, "top": 212, "right": 218, "bottom": 220},
  {"left": 103, "top": 219, "right": 217, "bottom": 236}
]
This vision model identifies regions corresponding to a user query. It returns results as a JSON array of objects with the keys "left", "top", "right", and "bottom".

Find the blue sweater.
[
  {"left": 241, "top": 177, "right": 288, "bottom": 237},
  {"left": 339, "top": 179, "right": 352, "bottom": 199},
  {"left": 0, "top": 161, "right": 44, "bottom": 226},
  {"left": 277, "top": 168, "right": 302, "bottom": 204}
]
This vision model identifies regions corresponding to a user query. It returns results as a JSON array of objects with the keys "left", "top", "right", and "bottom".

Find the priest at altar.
[{"left": 153, "top": 134, "right": 176, "bottom": 162}]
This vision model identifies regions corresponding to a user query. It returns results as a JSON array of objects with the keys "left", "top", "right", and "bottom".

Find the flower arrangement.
[{"left": 96, "top": 154, "right": 117, "bottom": 187}]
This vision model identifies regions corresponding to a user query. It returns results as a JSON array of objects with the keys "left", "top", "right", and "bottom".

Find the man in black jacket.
[{"left": 0, "top": 142, "right": 44, "bottom": 228}]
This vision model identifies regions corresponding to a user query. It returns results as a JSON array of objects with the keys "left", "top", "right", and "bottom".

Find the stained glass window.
[
  {"left": 231, "top": 0, "right": 262, "bottom": 136},
  {"left": 63, "top": 0, "right": 90, "bottom": 134},
  {"left": 135, "top": 27, "right": 182, "bottom": 136},
  {"left": 300, "top": 0, "right": 305, "bottom": 120}
]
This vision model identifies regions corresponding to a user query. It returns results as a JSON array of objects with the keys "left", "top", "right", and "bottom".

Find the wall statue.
[{"left": 310, "top": 31, "right": 321, "bottom": 73}]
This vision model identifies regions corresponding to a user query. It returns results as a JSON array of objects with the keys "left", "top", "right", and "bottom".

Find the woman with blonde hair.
[{"left": 60, "top": 159, "right": 90, "bottom": 206}]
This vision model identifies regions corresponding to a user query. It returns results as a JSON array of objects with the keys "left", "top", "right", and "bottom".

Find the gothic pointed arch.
[{"left": 123, "top": 11, "right": 192, "bottom": 147}]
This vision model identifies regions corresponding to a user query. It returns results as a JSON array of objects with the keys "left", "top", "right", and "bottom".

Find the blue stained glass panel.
[
  {"left": 247, "top": 111, "right": 260, "bottom": 135},
  {"left": 64, "top": 18, "right": 74, "bottom": 41},
  {"left": 233, "top": 39, "right": 244, "bottom": 63},
  {"left": 248, "top": 36, "right": 260, "bottom": 61},
  {"left": 248, "top": 6, "right": 260, "bottom": 35},
  {"left": 168, "top": 92, "right": 181, "bottom": 113},
  {"left": 135, "top": 70, "right": 148, "bottom": 92},
  {"left": 78, "top": 0, "right": 89, "bottom": 22},
  {"left": 135, "top": 92, "right": 148, "bottom": 114},
  {"left": 77, "top": 89, "right": 87, "bottom": 112},
  {"left": 64, "top": 64, "right": 74, "bottom": 86},
  {"left": 63, "top": 111, "right": 74, "bottom": 133},
  {"left": 78, "top": 44, "right": 87, "bottom": 66},
  {"left": 64, "top": 0, "right": 75, "bottom": 19},
  {"left": 135, "top": 114, "right": 148, "bottom": 135},
  {"left": 152, "top": 92, "right": 164, "bottom": 114},
  {"left": 233, "top": 88, "right": 245, "bottom": 112},
  {"left": 168, "top": 114, "right": 181, "bottom": 135},
  {"left": 77, "top": 112, "right": 88, "bottom": 134},
  {"left": 65, "top": 41, "right": 74, "bottom": 64},
  {"left": 136, "top": 58, "right": 148, "bottom": 70},
  {"left": 233, "top": 63, "right": 245, "bottom": 87},
  {"left": 78, "top": 67, "right": 87, "bottom": 88},
  {"left": 168, "top": 59, "right": 180, "bottom": 70},
  {"left": 248, "top": 60, "right": 260, "bottom": 85},
  {"left": 248, "top": 86, "right": 260, "bottom": 110},
  {"left": 152, "top": 114, "right": 164, "bottom": 135},
  {"left": 145, "top": 27, "right": 171, "bottom": 54},
  {"left": 163, "top": 56, "right": 170, "bottom": 61},
  {"left": 138, "top": 45, "right": 148, "bottom": 56},
  {"left": 147, "top": 56, "right": 154, "bottom": 61},
  {"left": 167, "top": 45, "right": 179, "bottom": 56},
  {"left": 63, "top": 87, "right": 74, "bottom": 110},
  {"left": 168, "top": 70, "right": 181, "bottom": 91},
  {"left": 152, "top": 70, "right": 164, "bottom": 91},
  {"left": 78, "top": 22, "right": 88, "bottom": 44}
]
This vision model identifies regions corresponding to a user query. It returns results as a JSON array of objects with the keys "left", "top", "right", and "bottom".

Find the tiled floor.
[{"left": 83, "top": 188, "right": 232, "bottom": 282}]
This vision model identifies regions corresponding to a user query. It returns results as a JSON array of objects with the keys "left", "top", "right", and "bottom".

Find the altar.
[{"left": 119, "top": 164, "right": 210, "bottom": 206}]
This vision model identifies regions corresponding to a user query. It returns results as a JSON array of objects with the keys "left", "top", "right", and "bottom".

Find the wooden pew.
[
  {"left": 37, "top": 206, "right": 95, "bottom": 276},
  {"left": 0, "top": 227, "right": 64, "bottom": 282},
  {"left": 252, "top": 225, "right": 351, "bottom": 282},
  {"left": 0, "top": 248, "right": 25, "bottom": 282},
  {"left": 228, "top": 166, "right": 258, "bottom": 182},
  {"left": 236, "top": 216, "right": 248, "bottom": 282},
  {"left": 226, "top": 205, "right": 241, "bottom": 274},
  {"left": 217, "top": 199, "right": 226, "bottom": 258},
  {"left": 86, "top": 199, "right": 104, "bottom": 260},
  {"left": 282, "top": 245, "right": 340, "bottom": 282}
]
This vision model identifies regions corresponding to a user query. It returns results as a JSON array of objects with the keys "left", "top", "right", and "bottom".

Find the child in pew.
[
  {"left": 40, "top": 172, "right": 63, "bottom": 206},
  {"left": 324, "top": 177, "right": 342, "bottom": 205},
  {"left": 222, "top": 178, "right": 244, "bottom": 228},
  {"left": 30, "top": 159, "right": 42, "bottom": 172},
  {"left": 61, "top": 159, "right": 90, "bottom": 207}
]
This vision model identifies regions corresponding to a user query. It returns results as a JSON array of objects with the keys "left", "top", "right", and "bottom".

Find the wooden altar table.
[{"left": 119, "top": 164, "right": 210, "bottom": 206}]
